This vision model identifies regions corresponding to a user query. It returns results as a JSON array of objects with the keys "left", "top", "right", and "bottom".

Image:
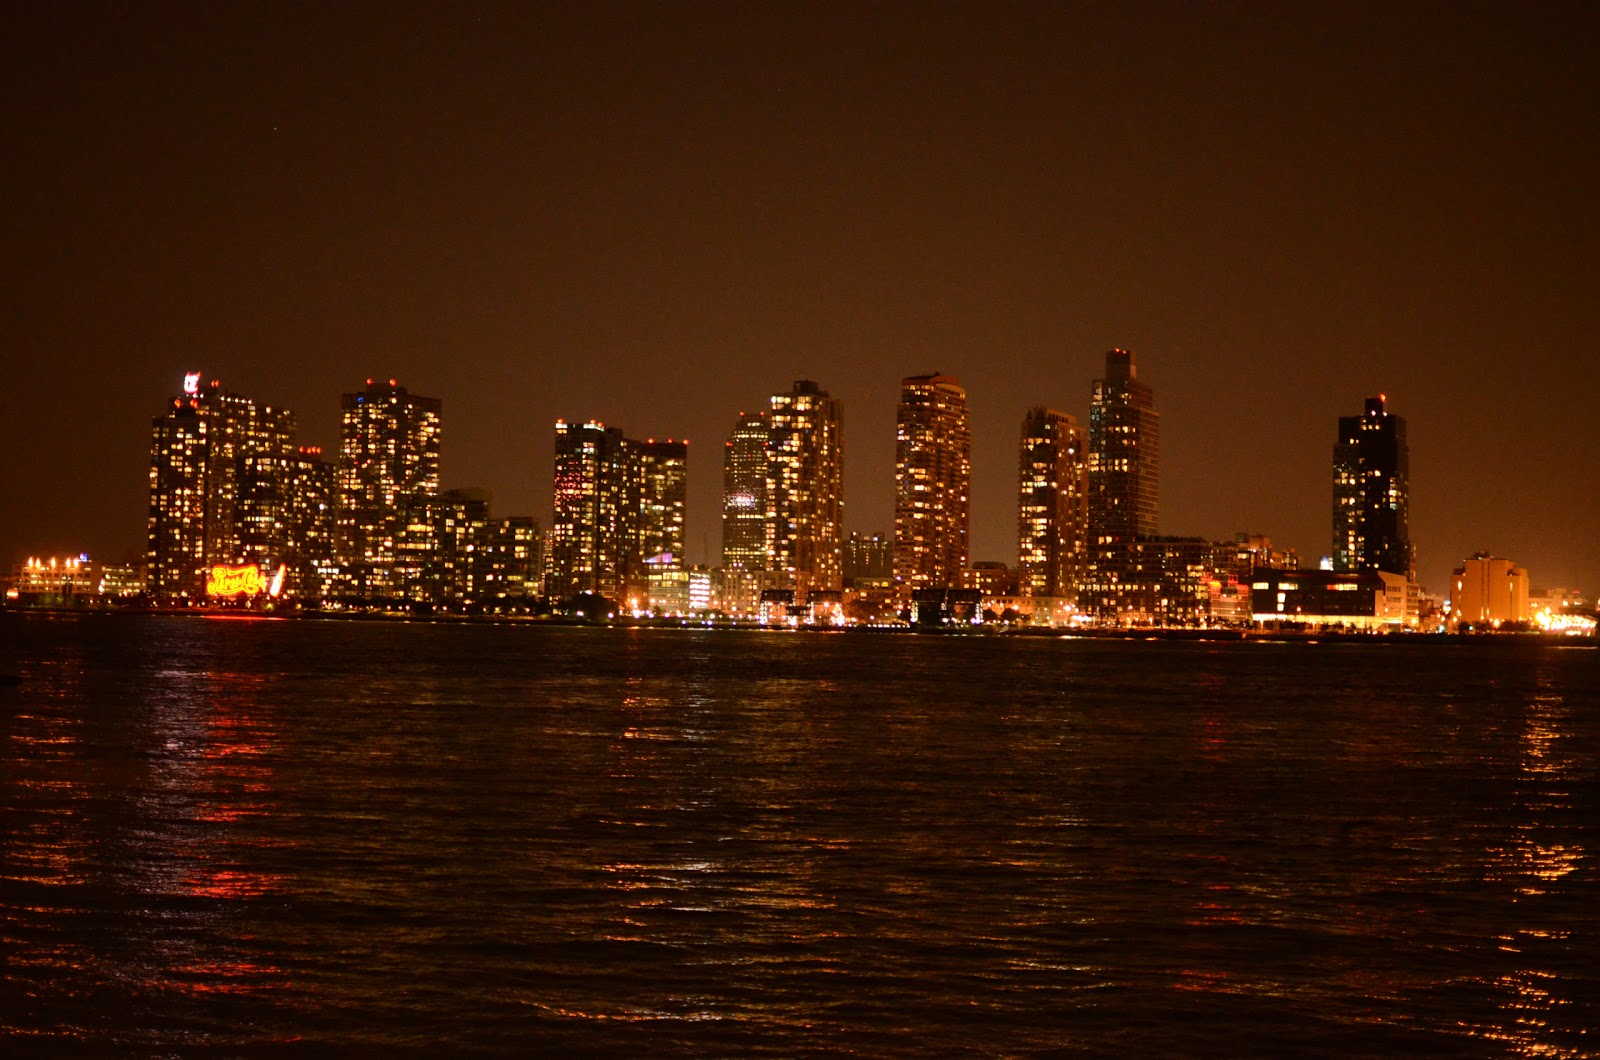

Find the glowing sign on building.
[
  {"left": 207, "top": 564, "right": 265, "bottom": 596},
  {"left": 184, "top": 372, "right": 201, "bottom": 395},
  {"left": 206, "top": 563, "right": 288, "bottom": 598}
]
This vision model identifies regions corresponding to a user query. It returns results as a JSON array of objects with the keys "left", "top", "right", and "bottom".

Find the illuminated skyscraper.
[
  {"left": 147, "top": 372, "right": 298, "bottom": 599},
  {"left": 1087, "top": 349, "right": 1159, "bottom": 539},
  {"left": 283, "top": 445, "right": 337, "bottom": 597},
  {"left": 147, "top": 388, "right": 210, "bottom": 598},
  {"left": 477, "top": 516, "right": 542, "bottom": 604},
  {"left": 1082, "top": 349, "right": 1162, "bottom": 622},
  {"left": 721, "top": 410, "right": 769, "bottom": 570},
  {"left": 546, "top": 423, "right": 688, "bottom": 603},
  {"left": 336, "top": 378, "right": 442, "bottom": 597},
  {"left": 894, "top": 373, "right": 970, "bottom": 596},
  {"left": 1017, "top": 407, "right": 1087, "bottom": 599},
  {"left": 1333, "top": 395, "right": 1412, "bottom": 577},
  {"left": 765, "top": 380, "right": 844, "bottom": 595},
  {"left": 632, "top": 439, "right": 688, "bottom": 572},
  {"left": 547, "top": 420, "right": 631, "bottom": 600}
]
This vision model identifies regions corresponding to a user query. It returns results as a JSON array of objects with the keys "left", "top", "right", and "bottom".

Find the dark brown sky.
[{"left": 4, "top": 1, "right": 1597, "bottom": 595}]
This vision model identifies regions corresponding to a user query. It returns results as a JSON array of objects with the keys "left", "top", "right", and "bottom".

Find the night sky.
[{"left": 4, "top": 2, "right": 1597, "bottom": 595}]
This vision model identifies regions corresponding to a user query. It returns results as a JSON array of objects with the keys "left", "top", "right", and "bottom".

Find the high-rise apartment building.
[
  {"left": 147, "top": 391, "right": 210, "bottom": 598},
  {"left": 1332, "top": 395, "right": 1413, "bottom": 578},
  {"left": 547, "top": 420, "right": 631, "bottom": 600},
  {"left": 147, "top": 373, "right": 298, "bottom": 599},
  {"left": 721, "top": 410, "right": 770, "bottom": 571},
  {"left": 1087, "top": 349, "right": 1159, "bottom": 540},
  {"left": 1017, "top": 406, "right": 1088, "bottom": 599},
  {"left": 765, "top": 380, "right": 844, "bottom": 595},
  {"left": 632, "top": 439, "right": 688, "bottom": 571},
  {"left": 284, "top": 445, "right": 337, "bottom": 597},
  {"left": 336, "top": 378, "right": 442, "bottom": 596},
  {"left": 545, "top": 423, "right": 687, "bottom": 603},
  {"left": 893, "top": 373, "right": 970, "bottom": 596},
  {"left": 1082, "top": 349, "right": 1163, "bottom": 622},
  {"left": 477, "top": 516, "right": 542, "bottom": 604}
]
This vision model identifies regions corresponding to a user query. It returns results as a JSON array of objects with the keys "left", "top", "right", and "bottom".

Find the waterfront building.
[
  {"left": 8, "top": 555, "right": 102, "bottom": 603},
  {"left": 1333, "top": 395, "right": 1412, "bottom": 578},
  {"left": 1088, "top": 349, "right": 1159, "bottom": 540},
  {"left": 1224, "top": 533, "right": 1301, "bottom": 582},
  {"left": 147, "top": 395, "right": 209, "bottom": 598},
  {"left": 475, "top": 516, "right": 542, "bottom": 605},
  {"left": 547, "top": 420, "right": 632, "bottom": 600},
  {"left": 632, "top": 439, "right": 688, "bottom": 576},
  {"left": 721, "top": 411, "right": 770, "bottom": 571},
  {"left": 1076, "top": 536, "right": 1228, "bottom": 626},
  {"left": 1450, "top": 552, "right": 1529, "bottom": 630},
  {"left": 765, "top": 380, "right": 844, "bottom": 596},
  {"left": 1081, "top": 349, "right": 1161, "bottom": 621},
  {"left": 5, "top": 555, "right": 146, "bottom": 605},
  {"left": 894, "top": 373, "right": 971, "bottom": 598},
  {"left": 1017, "top": 406, "right": 1087, "bottom": 600},
  {"left": 960, "top": 562, "right": 1020, "bottom": 599},
  {"left": 394, "top": 488, "right": 494, "bottom": 603},
  {"left": 843, "top": 531, "right": 893, "bottom": 589},
  {"left": 147, "top": 373, "right": 299, "bottom": 599},
  {"left": 336, "top": 379, "right": 442, "bottom": 598},
  {"left": 284, "top": 445, "right": 337, "bottom": 597},
  {"left": 1249, "top": 568, "right": 1412, "bottom": 630},
  {"left": 1527, "top": 587, "right": 1596, "bottom": 635},
  {"left": 546, "top": 422, "right": 688, "bottom": 605}
]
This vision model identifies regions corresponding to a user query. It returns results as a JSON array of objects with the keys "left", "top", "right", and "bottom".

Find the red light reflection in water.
[{"left": 132, "top": 666, "right": 298, "bottom": 1003}]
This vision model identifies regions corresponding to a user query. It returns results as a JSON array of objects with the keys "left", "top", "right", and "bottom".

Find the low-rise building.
[{"left": 1249, "top": 568, "right": 1413, "bottom": 630}]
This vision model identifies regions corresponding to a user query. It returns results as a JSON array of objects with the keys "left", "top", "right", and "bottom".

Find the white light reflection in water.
[{"left": 1471, "top": 666, "right": 1590, "bottom": 1059}]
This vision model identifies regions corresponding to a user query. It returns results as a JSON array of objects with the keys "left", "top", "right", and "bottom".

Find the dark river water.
[{"left": 2, "top": 613, "right": 1596, "bottom": 1055}]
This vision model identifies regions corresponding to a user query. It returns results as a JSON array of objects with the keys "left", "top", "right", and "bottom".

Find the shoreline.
[{"left": 2, "top": 603, "right": 1592, "bottom": 646}]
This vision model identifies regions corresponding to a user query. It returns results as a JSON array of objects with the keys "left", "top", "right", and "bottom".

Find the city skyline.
[
  {"left": 13, "top": 358, "right": 1597, "bottom": 604},
  {"left": 3, "top": 5, "right": 1597, "bottom": 594}
]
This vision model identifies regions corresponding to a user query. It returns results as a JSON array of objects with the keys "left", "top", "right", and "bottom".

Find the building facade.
[
  {"left": 765, "top": 380, "right": 844, "bottom": 596},
  {"left": 147, "top": 373, "right": 299, "bottom": 599},
  {"left": 1451, "top": 552, "right": 1529, "bottom": 629},
  {"left": 843, "top": 531, "right": 893, "bottom": 588},
  {"left": 336, "top": 379, "right": 442, "bottom": 597},
  {"left": 1087, "top": 349, "right": 1159, "bottom": 540},
  {"left": 632, "top": 439, "right": 688, "bottom": 574},
  {"left": 893, "top": 373, "right": 971, "bottom": 598},
  {"left": 1082, "top": 349, "right": 1161, "bottom": 621},
  {"left": 1333, "top": 395, "right": 1412, "bottom": 578},
  {"left": 1017, "top": 406, "right": 1088, "bottom": 600},
  {"left": 1250, "top": 568, "right": 1412, "bottom": 630},
  {"left": 546, "top": 422, "right": 688, "bottom": 604},
  {"left": 721, "top": 410, "right": 770, "bottom": 571},
  {"left": 547, "top": 420, "right": 631, "bottom": 600},
  {"left": 284, "top": 446, "right": 338, "bottom": 597}
]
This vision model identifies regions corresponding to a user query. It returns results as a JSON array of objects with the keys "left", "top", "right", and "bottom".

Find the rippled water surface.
[{"left": 3, "top": 613, "right": 1597, "bottom": 1054}]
